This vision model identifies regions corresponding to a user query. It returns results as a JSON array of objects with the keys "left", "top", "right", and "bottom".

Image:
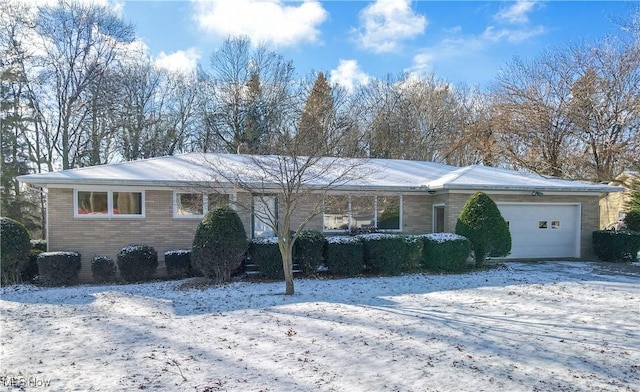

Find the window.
[
  {"left": 351, "top": 196, "right": 375, "bottom": 229},
  {"left": 324, "top": 195, "right": 349, "bottom": 230},
  {"left": 323, "top": 195, "right": 402, "bottom": 232},
  {"left": 551, "top": 220, "right": 560, "bottom": 229},
  {"left": 433, "top": 205, "right": 445, "bottom": 233},
  {"left": 113, "top": 192, "right": 142, "bottom": 215},
  {"left": 539, "top": 221, "right": 548, "bottom": 229},
  {"left": 174, "top": 192, "right": 230, "bottom": 218},
  {"left": 75, "top": 190, "right": 144, "bottom": 218},
  {"left": 378, "top": 196, "right": 401, "bottom": 230},
  {"left": 253, "top": 195, "right": 276, "bottom": 238}
]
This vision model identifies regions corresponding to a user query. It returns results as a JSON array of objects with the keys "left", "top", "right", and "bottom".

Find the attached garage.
[{"left": 498, "top": 203, "right": 581, "bottom": 259}]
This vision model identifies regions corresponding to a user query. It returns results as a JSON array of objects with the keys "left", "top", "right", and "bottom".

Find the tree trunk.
[{"left": 280, "top": 241, "right": 295, "bottom": 295}]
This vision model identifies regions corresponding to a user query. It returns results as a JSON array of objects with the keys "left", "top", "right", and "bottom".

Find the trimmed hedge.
[
  {"left": 91, "top": 256, "right": 117, "bottom": 283},
  {"left": 360, "top": 234, "right": 406, "bottom": 275},
  {"left": 117, "top": 245, "right": 158, "bottom": 282},
  {"left": 593, "top": 230, "right": 640, "bottom": 262},
  {"left": 624, "top": 211, "right": 640, "bottom": 232},
  {"left": 1, "top": 217, "right": 31, "bottom": 285},
  {"left": 402, "top": 235, "right": 424, "bottom": 272},
  {"left": 294, "top": 230, "right": 325, "bottom": 275},
  {"left": 324, "top": 236, "right": 364, "bottom": 276},
  {"left": 249, "top": 238, "right": 283, "bottom": 280},
  {"left": 421, "top": 233, "right": 472, "bottom": 272},
  {"left": 21, "top": 249, "right": 44, "bottom": 283},
  {"left": 164, "top": 250, "right": 194, "bottom": 279},
  {"left": 37, "top": 252, "right": 81, "bottom": 286}
]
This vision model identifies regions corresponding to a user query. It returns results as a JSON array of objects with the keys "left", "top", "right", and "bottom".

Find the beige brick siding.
[{"left": 48, "top": 188, "right": 602, "bottom": 282}]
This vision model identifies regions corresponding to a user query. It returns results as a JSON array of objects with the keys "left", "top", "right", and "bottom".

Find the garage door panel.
[{"left": 498, "top": 204, "right": 579, "bottom": 259}]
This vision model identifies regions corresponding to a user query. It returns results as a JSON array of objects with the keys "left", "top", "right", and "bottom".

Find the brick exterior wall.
[{"left": 47, "top": 188, "right": 601, "bottom": 282}]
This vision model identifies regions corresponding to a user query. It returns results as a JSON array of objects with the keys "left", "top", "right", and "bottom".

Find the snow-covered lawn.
[{"left": 1, "top": 262, "right": 639, "bottom": 391}]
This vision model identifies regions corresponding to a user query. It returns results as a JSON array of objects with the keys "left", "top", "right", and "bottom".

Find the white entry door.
[{"left": 497, "top": 203, "right": 580, "bottom": 259}]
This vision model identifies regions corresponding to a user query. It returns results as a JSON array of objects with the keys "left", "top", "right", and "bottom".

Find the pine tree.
[{"left": 297, "top": 72, "right": 334, "bottom": 155}]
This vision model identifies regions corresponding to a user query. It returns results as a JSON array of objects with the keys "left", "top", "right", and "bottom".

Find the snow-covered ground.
[{"left": 1, "top": 261, "right": 638, "bottom": 391}]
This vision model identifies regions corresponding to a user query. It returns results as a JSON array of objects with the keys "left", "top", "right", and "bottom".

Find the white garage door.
[{"left": 497, "top": 204, "right": 581, "bottom": 259}]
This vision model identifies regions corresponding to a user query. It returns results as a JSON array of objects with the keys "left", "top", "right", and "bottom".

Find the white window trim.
[
  {"left": 74, "top": 189, "right": 145, "bottom": 219},
  {"left": 323, "top": 195, "right": 403, "bottom": 233},
  {"left": 172, "top": 191, "right": 231, "bottom": 219}
]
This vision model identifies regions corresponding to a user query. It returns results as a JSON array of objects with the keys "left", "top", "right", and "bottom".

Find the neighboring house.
[
  {"left": 600, "top": 170, "right": 639, "bottom": 229},
  {"left": 18, "top": 153, "right": 621, "bottom": 281}
]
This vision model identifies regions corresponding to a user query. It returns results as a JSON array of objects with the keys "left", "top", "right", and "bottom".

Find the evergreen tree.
[
  {"left": 455, "top": 192, "right": 511, "bottom": 266},
  {"left": 297, "top": 72, "right": 334, "bottom": 155}
]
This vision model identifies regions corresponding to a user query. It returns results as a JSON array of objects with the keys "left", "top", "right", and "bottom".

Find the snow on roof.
[{"left": 18, "top": 153, "right": 622, "bottom": 193}]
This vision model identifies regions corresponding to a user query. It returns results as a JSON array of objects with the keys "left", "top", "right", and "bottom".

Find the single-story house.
[
  {"left": 18, "top": 153, "right": 621, "bottom": 281},
  {"left": 600, "top": 170, "right": 639, "bottom": 229}
]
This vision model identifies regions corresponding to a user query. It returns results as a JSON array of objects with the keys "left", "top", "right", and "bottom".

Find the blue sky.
[{"left": 121, "top": 1, "right": 634, "bottom": 90}]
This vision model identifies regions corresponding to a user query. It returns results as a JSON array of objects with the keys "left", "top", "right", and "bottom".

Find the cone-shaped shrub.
[
  {"left": 191, "top": 207, "right": 248, "bottom": 282},
  {"left": 455, "top": 192, "right": 511, "bottom": 266},
  {"left": 623, "top": 210, "right": 640, "bottom": 232}
]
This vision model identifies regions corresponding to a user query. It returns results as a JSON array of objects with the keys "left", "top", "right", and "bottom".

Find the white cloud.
[
  {"left": 495, "top": 0, "right": 539, "bottom": 25},
  {"left": 329, "top": 59, "right": 371, "bottom": 93},
  {"left": 482, "top": 25, "right": 545, "bottom": 43},
  {"left": 192, "top": 0, "right": 327, "bottom": 47},
  {"left": 155, "top": 48, "right": 201, "bottom": 75},
  {"left": 353, "top": 0, "right": 426, "bottom": 53}
]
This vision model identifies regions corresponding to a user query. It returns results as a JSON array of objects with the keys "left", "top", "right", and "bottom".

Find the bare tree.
[
  {"left": 34, "top": 0, "right": 134, "bottom": 169},
  {"left": 568, "top": 40, "right": 640, "bottom": 182},
  {"left": 201, "top": 36, "right": 295, "bottom": 154},
  {"left": 490, "top": 51, "right": 577, "bottom": 177}
]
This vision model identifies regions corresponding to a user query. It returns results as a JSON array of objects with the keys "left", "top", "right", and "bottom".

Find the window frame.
[
  {"left": 433, "top": 204, "right": 445, "bottom": 233},
  {"left": 322, "top": 194, "right": 403, "bottom": 233},
  {"left": 252, "top": 194, "right": 278, "bottom": 239},
  {"left": 74, "top": 189, "right": 145, "bottom": 219},
  {"left": 172, "top": 191, "right": 231, "bottom": 219}
]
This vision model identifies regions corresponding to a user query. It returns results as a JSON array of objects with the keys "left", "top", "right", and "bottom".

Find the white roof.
[{"left": 18, "top": 153, "right": 622, "bottom": 193}]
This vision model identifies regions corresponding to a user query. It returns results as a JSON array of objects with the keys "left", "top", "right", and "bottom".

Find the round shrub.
[
  {"left": 455, "top": 192, "right": 511, "bottom": 266},
  {"left": 324, "top": 236, "right": 364, "bottom": 276},
  {"left": 164, "top": 250, "right": 196, "bottom": 279},
  {"left": 294, "top": 230, "right": 325, "bottom": 275},
  {"left": 191, "top": 207, "right": 248, "bottom": 282},
  {"left": 92, "top": 256, "right": 117, "bottom": 283},
  {"left": 623, "top": 210, "right": 640, "bottom": 232},
  {"left": 249, "top": 238, "right": 283, "bottom": 280},
  {"left": 37, "top": 251, "right": 81, "bottom": 286},
  {"left": 117, "top": 245, "right": 158, "bottom": 283},
  {"left": 1, "top": 217, "right": 31, "bottom": 285}
]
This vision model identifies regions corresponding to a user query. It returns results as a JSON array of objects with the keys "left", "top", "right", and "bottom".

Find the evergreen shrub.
[
  {"left": 249, "top": 238, "right": 283, "bottom": 280},
  {"left": 294, "top": 230, "right": 325, "bottom": 275},
  {"left": 324, "top": 236, "right": 364, "bottom": 276},
  {"left": 1, "top": 217, "right": 31, "bottom": 285},
  {"left": 117, "top": 245, "right": 158, "bottom": 282},
  {"left": 623, "top": 211, "right": 640, "bottom": 232},
  {"left": 592, "top": 230, "right": 640, "bottom": 262},
  {"left": 360, "top": 234, "right": 406, "bottom": 275},
  {"left": 191, "top": 207, "right": 248, "bottom": 282},
  {"left": 37, "top": 251, "right": 81, "bottom": 286},
  {"left": 21, "top": 249, "right": 43, "bottom": 283},
  {"left": 164, "top": 250, "right": 194, "bottom": 279},
  {"left": 402, "top": 235, "right": 424, "bottom": 272},
  {"left": 91, "top": 256, "right": 117, "bottom": 283},
  {"left": 421, "top": 233, "right": 472, "bottom": 272},
  {"left": 455, "top": 192, "right": 511, "bottom": 266}
]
